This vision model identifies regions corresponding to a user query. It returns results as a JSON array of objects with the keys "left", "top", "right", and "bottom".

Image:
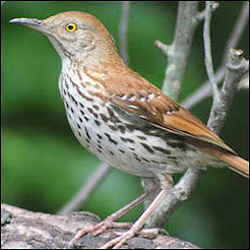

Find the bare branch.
[
  {"left": 119, "top": 1, "right": 130, "bottom": 65},
  {"left": 238, "top": 73, "right": 249, "bottom": 89},
  {"left": 223, "top": 1, "right": 249, "bottom": 64},
  {"left": 2, "top": 204, "right": 200, "bottom": 249},
  {"left": 203, "top": 1, "right": 220, "bottom": 99},
  {"left": 154, "top": 40, "right": 169, "bottom": 56},
  {"left": 208, "top": 49, "right": 249, "bottom": 132},
  {"left": 156, "top": 1, "right": 199, "bottom": 100},
  {"left": 182, "top": 1, "right": 249, "bottom": 109}
]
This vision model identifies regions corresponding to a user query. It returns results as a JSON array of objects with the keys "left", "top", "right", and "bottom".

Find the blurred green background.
[{"left": 2, "top": 1, "right": 249, "bottom": 249}]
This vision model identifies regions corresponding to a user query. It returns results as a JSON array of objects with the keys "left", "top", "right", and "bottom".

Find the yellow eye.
[{"left": 65, "top": 23, "right": 77, "bottom": 32}]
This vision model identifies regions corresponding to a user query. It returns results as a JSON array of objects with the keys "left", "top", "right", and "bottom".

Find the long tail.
[
  {"left": 201, "top": 147, "right": 249, "bottom": 178},
  {"left": 211, "top": 150, "right": 249, "bottom": 178},
  {"left": 219, "top": 154, "right": 249, "bottom": 178}
]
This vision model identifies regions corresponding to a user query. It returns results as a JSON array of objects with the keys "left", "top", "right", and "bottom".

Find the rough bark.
[{"left": 1, "top": 203, "right": 200, "bottom": 249}]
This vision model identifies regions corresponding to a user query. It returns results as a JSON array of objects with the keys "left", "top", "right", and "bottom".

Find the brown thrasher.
[{"left": 10, "top": 11, "right": 249, "bottom": 249}]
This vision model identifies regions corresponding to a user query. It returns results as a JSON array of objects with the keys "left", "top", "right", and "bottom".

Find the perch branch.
[{"left": 1, "top": 203, "right": 200, "bottom": 249}]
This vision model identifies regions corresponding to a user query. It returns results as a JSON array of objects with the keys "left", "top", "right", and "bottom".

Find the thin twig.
[
  {"left": 182, "top": 1, "right": 249, "bottom": 109},
  {"left": 156, "top": 1, "right": 199, "bottom": 100},
  {"left": 203, "top": 1, "right": 220, "bottom": 99},
  {"left": 238, "top": 73, "right": 249, "bottom": 89},
  {"left": 208, "top": 49, "right": 249, "bottom": 132},
  {"left": 119, "top": 1, "right": 130, "bottom": 65},
  {"left": 223, "top": 1, "right": 249, "bottom": 64}
]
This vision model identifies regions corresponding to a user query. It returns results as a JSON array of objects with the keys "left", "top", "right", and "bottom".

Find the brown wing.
[{"left": 85, "top": 65, "right": 235, "bottom": 155}]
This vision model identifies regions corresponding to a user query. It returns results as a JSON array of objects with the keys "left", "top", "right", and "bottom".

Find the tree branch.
[
  {"left": 155, "top": 1, "right": 199, "bottom": 100},
  {"left": 182, "top": 1, "right": 249, "bottom": 109},
  {"left": 203, "top": 1, "right": 220, "bottom": 99},
  {"left": 223, "top": 1, "right": 249, "bottom": 64},
  {"left": 119, "top": 1, "right": 130, "bottom": 65},
  {"left": 208, "top": 49, "right": 249, "bottom": 131},
  {"left": 1, "top": 203, "right": 200, "bottom": 249}
]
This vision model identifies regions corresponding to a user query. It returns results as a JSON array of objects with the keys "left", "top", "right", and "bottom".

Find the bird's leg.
[
  {"left": 100, "top": 189, "right": 169, "bottom": 249},
  {"left": 69, "top": 192, "right": 148, "bottom": 247},
  {"left": 143, "top": 174, "right": 174, "bottom": 228},
  {"left": 141, "top": 177, "right": 161, "bottom": 211}
]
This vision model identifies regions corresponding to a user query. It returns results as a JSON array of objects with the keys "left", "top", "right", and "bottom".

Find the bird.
[{"left": 10, "top": 11, "right": 249, "bottom": 249}]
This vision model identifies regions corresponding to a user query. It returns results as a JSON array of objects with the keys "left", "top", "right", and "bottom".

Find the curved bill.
[{"left": 9, "top": 18, "right": 49, "bottom": 34}]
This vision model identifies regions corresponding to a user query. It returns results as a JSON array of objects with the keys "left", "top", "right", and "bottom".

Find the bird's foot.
[
  {"left": 100, "top": 227, "right": 164, "bottom": 249},
  {"left": 68, "top": 219, "right": 132, "bottom": 248}
]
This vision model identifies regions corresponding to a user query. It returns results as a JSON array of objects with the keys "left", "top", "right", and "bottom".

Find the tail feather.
[
  {"left": 211, "top": 150, "right": 249, "bottom": 178},
  {"left": 200, "top": 147, "right": 249, "bottom": 178},
  {"left": 219, "top": 154, "right": 249, "bottom": 178}
]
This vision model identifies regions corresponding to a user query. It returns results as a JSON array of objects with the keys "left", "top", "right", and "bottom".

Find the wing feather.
[{"left": 85, "top": 66, "right": 235, "bottom": 155}]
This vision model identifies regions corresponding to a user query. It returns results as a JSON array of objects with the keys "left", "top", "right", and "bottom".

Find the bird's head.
[{"left": 10, "top": 11, "right": 119, "bottom": 64}]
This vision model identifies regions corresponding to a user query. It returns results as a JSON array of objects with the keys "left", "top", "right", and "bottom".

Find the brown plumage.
[
  {"left": 85, "top": 62, "right": 248, "bottom": 177},
  {"left": 10, "top": 11, "right": 249, "bottom": 249}
]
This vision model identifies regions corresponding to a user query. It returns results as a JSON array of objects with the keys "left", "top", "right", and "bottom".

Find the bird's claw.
[
  {"left": 100, "top": 229, "right": 135, "bottom": 249},
  {"left": 68, "top": 220, "right": 132, "bottom": 248},
  {"left": 100, "top": 227, "right": 164, "bottom": 249}
]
